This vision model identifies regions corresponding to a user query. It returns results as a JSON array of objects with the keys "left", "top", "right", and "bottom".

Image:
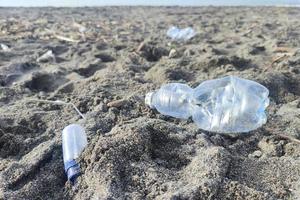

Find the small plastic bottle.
[
  {"left": 167, "top": 26, "right": 196, "bottom": 41},
  {"left": 145, "top": 76, "right": 269, "bottom": 133},
  {"left": 62, "top": 124, "right": 87, "bottom": 183}
]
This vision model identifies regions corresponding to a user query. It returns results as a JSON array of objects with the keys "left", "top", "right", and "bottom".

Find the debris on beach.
[
  {"left": 107, "top": 99, "right": 128, "bottom": 108},
  {"left": 62, "top": 124, "right": 87, "bottom": 184},
  {"left": 0, "top": 43, "right": 11, "bottom": 51},
  {"left": 167, "top": 26, "right": 196, "bottom": 41},
  {"left": 26, "top": 99, "right": 86, "bottom": 119},
  {"left": 53, "top": 34, "right": 80, "bottom": 43},
  {"left": 145, "top": 76, "right": 269, "bottom": 133},
  {"left": 136, "top": 41, "right": 145, "bottom": 52},
  {"left": 168, "top": 49, "right": 177, "bottom": 58},
  {"left": 1, "top": 7, "right": 300, "bottom": 200},
  {"left": 37, "top": 50, "right": 56, "bottom": 63}
]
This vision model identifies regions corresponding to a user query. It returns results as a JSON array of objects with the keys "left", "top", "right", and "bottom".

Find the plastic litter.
[
  {"left": 37, "top": 50, "right": 56, "bottom": 63},
  {"left": 25, "top": 99, "right": 86, "bottom": 183},
  {"left": 145, "top": 76, "right": 269, "bottom": 133},
  {"left": 167, "top": 26, "right": 196, "bottom": 41},
  {"left": 0, "top": 43, "right": 11, "bottom": 51},
  {"left": 62, "top": 124, "right": 87, "bottom": 183}
]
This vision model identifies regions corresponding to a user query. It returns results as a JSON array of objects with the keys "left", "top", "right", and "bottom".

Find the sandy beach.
[{"left": 0, "top": 6, "right": 300, "bottom": 199}]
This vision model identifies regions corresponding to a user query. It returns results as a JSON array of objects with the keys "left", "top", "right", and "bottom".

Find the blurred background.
[{"left": 0, "top": 0, "right": 300, "bottom": 7}]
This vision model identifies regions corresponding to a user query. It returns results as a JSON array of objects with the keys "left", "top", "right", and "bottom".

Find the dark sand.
[{"left": 0, "top": 7, "right": 300, "bottom": 200}]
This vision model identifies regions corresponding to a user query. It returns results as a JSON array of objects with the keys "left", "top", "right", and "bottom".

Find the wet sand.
[{"left": 0, "top": 7, "right": 300, "bottom": 200}]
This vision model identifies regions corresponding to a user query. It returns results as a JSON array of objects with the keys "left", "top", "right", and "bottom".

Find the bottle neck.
[
  {"left": 64, "top": 159, "right": 81, "bottom": 184},
  {"left": 145, "top": 92, "right": 155, "bottom": 108}
]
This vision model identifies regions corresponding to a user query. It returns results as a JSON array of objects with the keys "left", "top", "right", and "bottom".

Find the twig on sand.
[
  {"left": 270, "top": 54, "right": 289, "bottom": 66},
  {"left": 136, "top": 41, "right": 145, "bottom": 52},
  {"left": 267, "top": 46, "right": 296, "bottom": 69},
  {"left": 275, "top": 134, "right": 300, "bottom": 144},
  {"left": 264, "top": 127, "right": 300, "bottom": 144},
  {"left": 26, "top": 99, "right": 85, "bottom": 119},
  {"left": 43, "top": 28, "right": 80, "bottom": 43},
  {"left": 53, "top": 34, "right": 80, "bottom": 43},
  {"left": 107, "top": 99, "right": 128, "bottom": 108}
]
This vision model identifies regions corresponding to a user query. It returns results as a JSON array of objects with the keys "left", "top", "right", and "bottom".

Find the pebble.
[{"left": 107, "top": 99, "right": 128, "bottom": 108}]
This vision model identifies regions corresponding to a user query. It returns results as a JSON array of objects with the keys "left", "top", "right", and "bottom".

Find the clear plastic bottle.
[
  {"left": 145, "top": 76, "right": 269, "bottom": 133},
  {"left": 62, "top": 124, "right": 87, "bottom": 183},
  {"left": 167, "top": 26, "right": 196, "bottom": 41}
]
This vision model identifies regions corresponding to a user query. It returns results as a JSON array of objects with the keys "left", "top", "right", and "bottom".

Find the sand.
[{"left": 0, "top": 6, "right": 300, "bottom": 200}]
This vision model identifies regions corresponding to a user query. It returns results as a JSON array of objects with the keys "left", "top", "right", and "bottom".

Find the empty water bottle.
[
  {"left": 62, "top": 124, "right": 87, "bottom": 183},
  {"left": 167, "top": 26, "right": 196, "bottom": 41},
  {"left": 145, "top": 76, "right": 269, "bottom": 133}
]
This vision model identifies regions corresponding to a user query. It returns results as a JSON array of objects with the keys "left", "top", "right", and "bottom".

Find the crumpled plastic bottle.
[
  {"left": 62, "top": 124, "right": 87, "bottom": 183},
  {"left": 145, "top": 76, "right": 269, "bottom": 133},
  {"left": 167, "top": 26, "right": 196, "bottom": 41}
]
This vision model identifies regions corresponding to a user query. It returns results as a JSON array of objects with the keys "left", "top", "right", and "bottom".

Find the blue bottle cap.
[{"left": 64, "top": 159, "right": 81, "bottom": 183}]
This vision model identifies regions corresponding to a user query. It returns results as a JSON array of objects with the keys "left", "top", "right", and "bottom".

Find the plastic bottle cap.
[
  {"left": 145, "top": 92, "right": 154, "bottom": 108},
  {"left": 64, "top": 159, "right": 81, "bottom": 184}
]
